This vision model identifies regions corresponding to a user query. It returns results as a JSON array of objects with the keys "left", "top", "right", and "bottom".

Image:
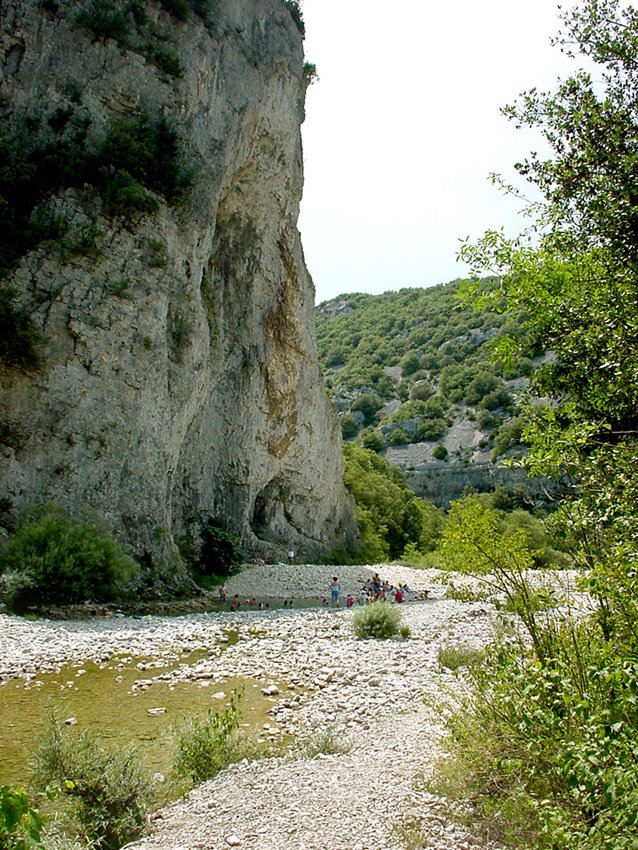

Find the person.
[
  {"left": 287, "top": 547, "right": 295, "bottom": 565},
  {"left": 330, "top": 577, "right": 340, "bottom": 607},
  {"left": 253, "top": 551, "right": 265, "bottom": 565},
  {"left": 230, "top": 594, "right": 240, "bottom": 611},
  {"left": 345, "top": 593, "right": 355, "bottom": 608},
  {"left": 219, "top": 583, "right": 227, "bottom": 603},
  {"left": 395, "top": 587, "right": 404, "bottom": 604}
]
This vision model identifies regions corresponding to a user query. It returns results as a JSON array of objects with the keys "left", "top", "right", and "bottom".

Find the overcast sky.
[{"left": 297, "top": 0, "right": 580, "bottom": 304}]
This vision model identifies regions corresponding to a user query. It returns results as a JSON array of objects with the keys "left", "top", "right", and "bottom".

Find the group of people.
[
  {"left": 218, "top": 570, "right": 429, "bottom": 613},
  {"left": 321, "top": 572, "right": 429, "bottom": 608}
]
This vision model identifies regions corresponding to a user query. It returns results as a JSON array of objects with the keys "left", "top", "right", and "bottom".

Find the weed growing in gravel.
[
  {"left": 173, "top": 690, "right": 266, "bottom": 784},
  {"left": 351, "top": 601, "right": 404, "bottom": 639},
  {"left": 293, "top": 724, "right": 352, "bottom": 759},
  {"left": 437, "top": 644, "right": 486, "bottom": 672}
]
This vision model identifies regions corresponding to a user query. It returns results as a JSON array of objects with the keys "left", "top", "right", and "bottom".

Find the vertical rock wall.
[{"left": 0, "top": 0, "right": 357, "bottom": 582}]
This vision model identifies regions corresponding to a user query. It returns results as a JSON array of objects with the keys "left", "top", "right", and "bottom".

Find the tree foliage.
[
  {"left": 0, "top": 505, "right": 138, "bottom": 610},
  {"left": 342, "top": 444, "right": 443, "bottom": 562},
  {"left": 442, "top": 2, "right": 638, "bottom": 846}
]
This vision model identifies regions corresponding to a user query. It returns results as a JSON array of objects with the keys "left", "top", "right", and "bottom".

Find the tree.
[
  {"left": 443, "top": 2, "right": 638, "bottom": 846},
  {"left": 350, "top": 392, "right": 384, "bottom": 425},
  {"left": 342, "top": 444, "right": 438, "bottom": 562}
]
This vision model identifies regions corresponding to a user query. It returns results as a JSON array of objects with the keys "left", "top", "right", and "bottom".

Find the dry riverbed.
[{"left": 0, "top": 564, "right": 508, "bottom": 850}]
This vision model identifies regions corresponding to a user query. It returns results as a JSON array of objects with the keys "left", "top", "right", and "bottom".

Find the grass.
[{"left": 293, "top": 724, "right": 352, "bottom": 759}]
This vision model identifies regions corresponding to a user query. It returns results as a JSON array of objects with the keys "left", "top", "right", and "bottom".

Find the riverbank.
[{"left": 0, "top": 564, "right": 505, "bottom": 850}]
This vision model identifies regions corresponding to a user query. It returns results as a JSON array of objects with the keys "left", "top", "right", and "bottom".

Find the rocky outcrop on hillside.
[{"left": 0, "top": 0, "right": 356, "bottom": 583}]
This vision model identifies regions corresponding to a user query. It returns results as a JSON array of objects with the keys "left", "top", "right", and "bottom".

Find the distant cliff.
[{"left": 0, "top": 0, "right": 356, "bottom": 585}]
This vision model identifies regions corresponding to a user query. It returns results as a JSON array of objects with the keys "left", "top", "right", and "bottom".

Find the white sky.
[{"left": 298, "top": 0, "right": 580, "bottom": 304}]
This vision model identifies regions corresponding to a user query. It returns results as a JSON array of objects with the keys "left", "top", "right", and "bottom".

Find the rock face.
[{"left": 0, "top": 0, "right": 356, "bottom": 580}]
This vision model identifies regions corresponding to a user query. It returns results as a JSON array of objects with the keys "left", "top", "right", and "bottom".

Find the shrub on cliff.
[
  {"left": 0, "top": 286, "right": 46, "bottom": 371},
  {"left": 196, "top": 520, "right": 245, "bottom": 580},
  {"left": 0, "top": 505, "right": 138, "bottom": 611}
]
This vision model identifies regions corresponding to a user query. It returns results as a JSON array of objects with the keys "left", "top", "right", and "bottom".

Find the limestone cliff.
[{"left": 0, "top": 0, "right": 356, "bottom": 582}]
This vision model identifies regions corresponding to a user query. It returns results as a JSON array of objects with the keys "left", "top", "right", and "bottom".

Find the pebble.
[{"left": 1, "top": 564, "right": 581, "bottom": 850}]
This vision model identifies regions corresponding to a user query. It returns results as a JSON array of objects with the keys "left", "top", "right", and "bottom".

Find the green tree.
[
  {"left": 339, "top": 413, "right": 359, "bottom": 439},
  {"left": 343, "top": 444, "right": 436, "bottom": 562},
  {"left": 0, "top": 505, "right": 138, "bottom": 610},
  {"left": 350, "top": 392, "right": 384, "bottom": 425},
  {"left": 446, "top": 1, "right": 638, "bottom": 846}
]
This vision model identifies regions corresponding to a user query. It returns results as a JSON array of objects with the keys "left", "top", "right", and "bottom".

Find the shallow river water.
[{"left": 1, "top": 638, "right": 278, "bottom": 788}]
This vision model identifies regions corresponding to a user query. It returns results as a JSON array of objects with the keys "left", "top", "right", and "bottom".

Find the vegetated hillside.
[{"left": 315, "top": 280, "right": 554, "bottom": 506}]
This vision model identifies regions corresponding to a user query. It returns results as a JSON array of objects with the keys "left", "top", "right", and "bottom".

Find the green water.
[{"left": 0, "top": 644, "right": 279, "bottom": 788}]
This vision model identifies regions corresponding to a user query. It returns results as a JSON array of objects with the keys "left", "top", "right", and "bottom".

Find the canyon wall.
[{"left": 0, "top": 0, "right": 357, "bottom": 584}]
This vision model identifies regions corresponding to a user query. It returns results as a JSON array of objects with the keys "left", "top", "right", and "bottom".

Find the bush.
[
  {"left": 196, "top": 520, "right": 244, "bottom": 580},
  {"left": 173, "top": 691, "right": 263, "bottom": 784},
  {"left": 293, "top": 724, "right": 351, "bottom": 759},
  {"left": 359, "top": 427, "right": 385, "bottom": 452},
  {"left": 409, "top": 380, "right": 434, "bottom": 401},
  {"left": 32, "top": 720, "right": 150, "bottom": 850},
  {"left": 351, "top": 601, "right": 403, "bottom": 639},
  {"left": 73, "top": 0, "right": 131, "bottom": 45},
  {"left": 0, "top": 505, "right": 138, "bottom": 611},
  {"left": 283, "top": 0, "right": 305, "bottom": 35},
  {"left": 433, "top": 444, "right": 448, "bottom": 461},
  {"left": 340, "top": 413, "right": 359, "bottom": 439},
  {"left": 351, "top": 392, "right": 384, "bottom": 425},
  {"left": 0, "top": 287, "right": 45, "bottom": 371},
  {"left": 437, "top": 643, "right": 485, "bottom": 672},
  {"left": 0, "top": 785, "right": 46, "bottom": 849}
]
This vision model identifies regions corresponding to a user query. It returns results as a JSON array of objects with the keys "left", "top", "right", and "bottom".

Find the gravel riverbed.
[{"left": 1, "top": 564, "right": 507, "bottom": 850}]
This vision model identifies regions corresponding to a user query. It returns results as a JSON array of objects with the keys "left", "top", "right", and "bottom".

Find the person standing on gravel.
[{"left": 330, "top": 577, "right": 341, "bottom": 607}]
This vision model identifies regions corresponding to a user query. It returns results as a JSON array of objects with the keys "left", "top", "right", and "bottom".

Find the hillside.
[{"left": 315, "top": 280, "right": 553, "bottom": 506}]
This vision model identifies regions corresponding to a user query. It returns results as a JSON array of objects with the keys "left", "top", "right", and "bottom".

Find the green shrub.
[
  {"left": 143, "top": 39, "right": 182, "bottom": 77},
  {"left": 173, "top": 691, "right": 261, "bottom": 784},
  {"left": 409, "top": 380, "right": 433, "bottom": 401},
  {"left": 340, "top": 413, "right": 359, "bottom": 439},
  {"left": 0, "top": 287, "right": 45, "bottom": 371},
  {"left": 433, "top": 444, "right": 448, "bottom": 461},
  {"left": 96, "top": 114, "right": 192, "bottom": 210},
  {"left": 359, "top": 427, "right": 385, "bottom": 452},
  {"left": 159, "top": 0, "right": 189, "bottom": 20},
  {"left": 351, "top": 601, "right": 403, "bottom": 639},
  {"left": 437, "top": 643, "right": 485, "bottom": 672},
  {"left": 351, "top": 392, "right": 384, "bottom": 425},
  {"left": 32, "top": 720, "right": 150, "bottom": 850},
  {"left": 387, "top": 427, "right": 409, "bottom": 446},
  {"left": 283, "top": 0, "right": 305, "bottom": 35},
  {"left": 0, "top": 785, "right": 46, "bottom": 850},
  {"left": 73, "top": 0, "right": 131, "bottom": 45},
  {"left": 0, "top": 505, "right": 138, "bottom": 611},
  {"left": 197, "top": 520, "right": 244, "bottom": 579},
  {"left": 102, "top": 170, "right": 159, "bottom": 218},
  {"left": 294, "top": 724, "right": 352, "bottom": 758}
]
